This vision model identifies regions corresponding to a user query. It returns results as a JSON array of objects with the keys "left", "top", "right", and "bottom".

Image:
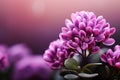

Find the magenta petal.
[
  {"left": 95, "top": 24, "right": 102, "bottom": 29},
  {"left": 57, "top": 52, "right": 64, "bottom": 58},
  {"left": 103, "top": 23, "right": 110, "bottom": 28},
  {"left": 43, "top": 53, "right": 54, "bottom": 63},
  {"left": 92, "top": 46, "right": 100, "bottom": 54},
  {"left": 87, "top": 21, "right": 93, "bottom": 27},
  {"left": 98, "top": 19, "right": 106, "bottom": 25},
  {"left": 59, "top": 33, "right": 69, "bottom": 40},
  {"left": 103, "top": 38, "right": 115, "bottom": 46},
  {"left": 107, "top": 58, "right": 113, "bottom": 66},
  {"left": 100, "top": 54, "right": 107, "bottom": 62},
  {"left": 114, "top": 45, "right": 120, "bottom": 51},
  {"left": 72, "top": 28, "right": 78, "bottom": 35},
  {"left": 95, "top": 34, "right": 105, "bottom": 42},
  {"left": 96, "top": 16, "right": 103, "bottom": 22},
  {"left": 86, "top": 26, "right": 92, "bottom": 34},
  {"left": 79, "top": 22, "right": 86, "bottom": 30},
  {"left": 113, "top": 51, "right": 120, "bottom": 59},
  {"left": 61, "top": 27, "right": 69, "bottom": 33},
  {"left": 89, "top": 12, "right": 96, "bottom": 19},
  {"left": 72, "top": 42, "right": 78, "bottom": 48},
  {"left": 87, "top": 37, "right": 94, "bottom": 44},
  {"left": 71, "top": 13, "right": 77, "bottom": 22},
  {"left": 51, "top": 61, "right": 61, "bottom": 69},
  {"left": 81, "top": 43, "right": 88, "bottom": 50},
  {"left": 93, "top": 29, "right": 99, "bottom": 36},
  {"left": 106, "top": 49, "right": 113, "bottom": 57},
  {"left": 79, "top": 30, "right": 86, "bottom": 40},
  {"left": 74, "top": 37, "right": 79, "bottom": 43},
  {"left": 65, "top": 19, "right": 74, "bottom": 29},
  {"left": 110, "top": 28, "right": 116, "bottom": 35},
  {"left": 115, "top": 62, "right": 120, "bottom": 69}
]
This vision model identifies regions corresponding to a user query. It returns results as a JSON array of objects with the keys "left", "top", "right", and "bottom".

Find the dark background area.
[{"left": 0, "top": 0, "right": 120, "bottom": 54}]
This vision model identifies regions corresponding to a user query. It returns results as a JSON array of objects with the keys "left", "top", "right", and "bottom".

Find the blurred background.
[
  {"left": 0, "top": 0, "right": 120, "bottom": 54},
  {"left": 0, "top": 0, "right": 120, "bottom": 80}
]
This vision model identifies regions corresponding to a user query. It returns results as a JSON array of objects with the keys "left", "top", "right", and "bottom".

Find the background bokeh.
[{"left": 0, "top": 0, "right": 120, "bottom": 54}]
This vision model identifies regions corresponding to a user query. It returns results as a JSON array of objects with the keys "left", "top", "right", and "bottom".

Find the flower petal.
[
  {"left": 115, "top": 62, "right": 120, "bottom": 69},
  {"left": 61, "top": 27, "right": 69, "bottom": 33},
  {"left": 79, "top": 22, "right": 86, "bottom": 30},
  {"left": 74, "top": 37, "right": 79, "bottom": 43},
  {"left": 106, "top": 49, "right": 113, "bottom": 57},
  {"left": 107, "top": 58, "right": 114, "bottom": 66},
  {"left": 103, "top": 38, "right": 115, "bottom": 46},
  {"left": 51, "top": 61, "right": 61, "bottom": 69},
  {"left": 110, "top": 28, "right": 116, "bottom": 35},
  {"left": 65, "top": 19, "right": 74, "bottom": 29},
  {"left": 97, "top": 16, "right": 103, "bottom": 23},
  {"left": 72, "top": 28, "right": 78, "bottom": 35},
  {"left": 93, "top": 29, "right": 100, "bottom": 36},
  {"left": 43, "top": 52, "right": 54, "bottom": 63},
  {"left": 100, "top": 54, "right": 107, "bottom": 62},
  {"left": 79, "top": 30, "right": 86, "bottom": 40},
  {"left": 86, "top": 26, "right": 92, "bottom": 34},
  {"left": 81, "top": 43, "right": 88, "bottom": 50},
  {"left": 95, "top": 34, "right": 105, "bottom": 42},
  {"left": 91, "top": 46, "right": 100, "bottom": 54},
  {"left": 114, "top": 45, "right": 120, "bottom": 51},
  {"left": 59, "top": 33, "right": 69, "bottom": 40}
]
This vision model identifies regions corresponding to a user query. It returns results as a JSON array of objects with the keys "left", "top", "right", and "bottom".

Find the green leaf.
[
  {"left": 82, "top": 68, "right": 92, "bottom": 73},
  {"left": 64, "top": 58, "right": 78, "bottom": 70},
  {"left": 64, "top": 74, "right": 79, "bottom": 80},
  {"left": 78, "top": 73, "right": 98, "bottom": 78},
  {"left": 83, "top": 63, "right": 102, "bottom": 68},
  {"left": 82, "top": 63, "right": 102, "bottom": 72}
]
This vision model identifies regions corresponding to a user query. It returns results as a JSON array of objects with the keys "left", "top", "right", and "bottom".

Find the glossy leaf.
[
  {"left": 64, "top": 58, "right": 78, "bottom": 70},
  {"left": 78, "top": 73, "right": 98, "bottom": 78},
  {"left": 64, "top": 74, "right": 78, "bottom": 80}
]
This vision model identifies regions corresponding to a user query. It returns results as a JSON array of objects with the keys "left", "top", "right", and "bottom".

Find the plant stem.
[{"left": 81, "top": 50, "right": 87, "bottom": 67}]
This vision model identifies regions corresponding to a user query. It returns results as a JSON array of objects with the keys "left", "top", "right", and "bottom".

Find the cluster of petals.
[
  {"left": 43, "top": 11, "right": 116, "bottom": 69},
  {"left": 59, "top": 11, "right": 116, "bottom": 53},
  {"left": 43, "top": 39, "right": 75, "bottom": 69},
  {"left": 13, "top": 55, "right": 51, "bottom": 80},
  {"left": 101, "top": 45, "right": 120, "bottom": 69},
  {"left": 7, "top": 44, "right": 32, "bottom": 64}
]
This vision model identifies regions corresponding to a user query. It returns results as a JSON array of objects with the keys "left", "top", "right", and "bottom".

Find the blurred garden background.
[{"left": 0, "top": 0, "right": 120, "bottom": 80}]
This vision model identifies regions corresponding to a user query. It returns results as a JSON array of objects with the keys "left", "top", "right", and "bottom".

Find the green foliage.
[{"left": 64, "top": 58, "right": 79, "bottom": 70}]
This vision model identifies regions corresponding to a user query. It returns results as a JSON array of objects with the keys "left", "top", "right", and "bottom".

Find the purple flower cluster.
[
  {"left": 43, "top": 11, "right": 116, "bottom": 69},
  {"left": 43, "top": 39, "right": 75, "bottom": 69},
  {"left": 101, "top": 45, "right": 120, "bottom": 69},
  {"left": 13, "top": 55, "right": 51, "bottom": 80},
  {"left": 7, "top": 44, "right": 32, "bottom": 64},
  {"left": 59, "top": 11, "right": 116, "bottom": 53}
]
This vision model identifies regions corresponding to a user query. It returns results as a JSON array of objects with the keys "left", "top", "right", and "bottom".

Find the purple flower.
[
  {"left": 0, "top": 45, "right": 9, "bottom": 70},
  {"left": 59, "top": 11, "right": 116, "bottom": 53},
  {"left": 7, "top": 44, "right": 32, "bottom": 64},
  {"left": 43, "top": 39, "right": 75, "bottom": 69},
  {"left": 12, "top": 55, "right": 51, "bottom": 80},
  {"left": 101, "top": 45, "right": 120, "bottom": 69}
]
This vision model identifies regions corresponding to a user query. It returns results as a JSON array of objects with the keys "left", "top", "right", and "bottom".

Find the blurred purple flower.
[
  {"left": 59, "top": 11, "right": 116, "bottom": 53},
  {"left": 0, "top": 45, "right": 9, "bottom": 70},
  {"left": 13, "top": 55, "right": 51, "bottom": 80},
  {"left": 7, "top": 44, "right": 32, "bottom": 64},
  {"left": 43, "top": 39, "right": 75, "bottom": 69},
  {"left": 101, "top": 45, "right": 120, "bottom": 69}
]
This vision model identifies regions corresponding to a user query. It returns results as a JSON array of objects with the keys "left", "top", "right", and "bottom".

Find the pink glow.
[{"left": 0, "top": 0, "right": 120, "bottom": 53}]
